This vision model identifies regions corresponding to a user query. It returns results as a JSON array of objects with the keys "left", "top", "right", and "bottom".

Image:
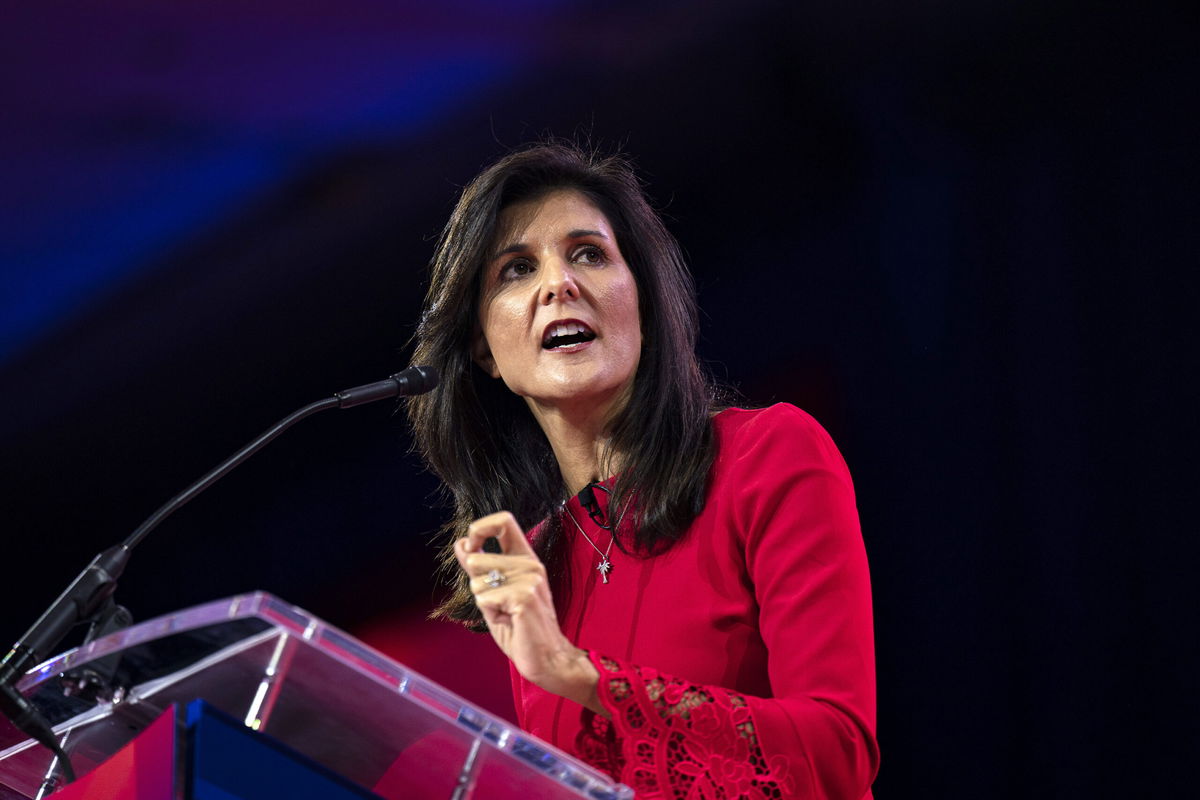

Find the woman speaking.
[{"left": 407, "top": 142, "right": 878, "bottom": 799}]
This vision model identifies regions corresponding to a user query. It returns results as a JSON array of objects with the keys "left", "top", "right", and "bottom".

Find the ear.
[{"left": 471, "top": 328, "right": 501, "bottom": 378}]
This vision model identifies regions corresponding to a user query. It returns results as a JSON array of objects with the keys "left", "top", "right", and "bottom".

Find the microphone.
[
  {"left": 0, "top": 366, "right": 440, "bottom": 784},
  {"left": 334, "top": 365, "right": 439, "bottom": 408},
  {"left": 578, "top": 482, "right": 610, "bottom": 529}
]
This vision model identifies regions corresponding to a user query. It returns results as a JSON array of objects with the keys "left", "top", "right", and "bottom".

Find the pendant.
[{"left": 597, "top": 558, "right": 612, "bottom": 584}]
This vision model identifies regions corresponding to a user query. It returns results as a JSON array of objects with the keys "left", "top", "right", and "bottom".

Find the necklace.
[{"left": 564, "top": 503, "right": 616, "bottom": 584}]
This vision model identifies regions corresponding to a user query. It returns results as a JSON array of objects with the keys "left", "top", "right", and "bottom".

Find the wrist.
[
  {"left": 565, "top": 647, "right": 605, "bottom": 715},
  {"left": 539, "top": 646, "right": 603, "bottom": 715}
]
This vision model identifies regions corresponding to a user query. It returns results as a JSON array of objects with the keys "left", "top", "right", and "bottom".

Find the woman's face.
[{"left": 473, "top": 189, "right": 642, "bottom": 420}]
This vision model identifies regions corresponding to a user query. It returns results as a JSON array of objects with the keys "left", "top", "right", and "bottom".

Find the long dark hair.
[{"left": 407, "top": 141, "right": 720, "bottom": 626}]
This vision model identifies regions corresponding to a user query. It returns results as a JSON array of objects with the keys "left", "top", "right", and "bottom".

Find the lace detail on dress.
[{"left": 580, "top": 655, "right": 796, "bottom": 800}]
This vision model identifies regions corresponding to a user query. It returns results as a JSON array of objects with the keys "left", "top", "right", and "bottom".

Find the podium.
[{"left": 0, "top": 593, "right": 632, "bottom": 799}]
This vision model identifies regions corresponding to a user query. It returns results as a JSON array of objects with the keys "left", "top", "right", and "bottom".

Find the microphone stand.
[{"left": 0, "top": 366, "right": 438, "bottom": 785}]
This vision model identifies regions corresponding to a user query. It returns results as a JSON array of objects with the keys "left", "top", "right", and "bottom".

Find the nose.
[{"left": 539, "top": 257, "right": 580, "bottom": 304}]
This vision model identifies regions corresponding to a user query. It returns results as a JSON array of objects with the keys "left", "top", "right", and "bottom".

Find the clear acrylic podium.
[{"left": 0, "top": 593, "right": 633, "bottom": 799}]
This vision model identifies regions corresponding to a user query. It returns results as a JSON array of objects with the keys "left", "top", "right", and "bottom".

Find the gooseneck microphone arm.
[
  {"left": 0, "top": 365, "right": 438, "bottom": 784},
  {"left": 121, "top": 396, "right": 336, "bottom": 552}
]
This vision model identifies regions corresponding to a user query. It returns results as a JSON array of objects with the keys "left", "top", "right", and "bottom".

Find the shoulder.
[
  {"left": 708, "top": 405, "right": 861, "bottom": 552},
  {"left": 708, "top": 404, "right": 855, "bottom": 505},
  {"left": 714, "top": 402, "right": 827, "bottom": 437},
  {"left": 714, "top": 404, "right": 848, "bottom": 467}
]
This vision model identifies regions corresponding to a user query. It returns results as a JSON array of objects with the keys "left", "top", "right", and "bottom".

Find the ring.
[{"left": 485, "top": 569, "right": 506, "bottom": 589}]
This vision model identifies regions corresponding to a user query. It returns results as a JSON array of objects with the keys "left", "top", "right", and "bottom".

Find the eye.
[
  {"left": 572, "top": 245, "right": 606, "bottom": 265},
  {"left": 499, "top": 258, "right": 534, "bottom": 281}
]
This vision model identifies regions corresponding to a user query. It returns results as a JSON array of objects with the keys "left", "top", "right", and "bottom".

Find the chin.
[{"left": 523, "top": 374, "right": 633, "bottom": 408}]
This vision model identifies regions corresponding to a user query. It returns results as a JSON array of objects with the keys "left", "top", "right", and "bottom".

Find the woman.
[{"left": 408, "top": 142, "right": 878, "bottom": 799}]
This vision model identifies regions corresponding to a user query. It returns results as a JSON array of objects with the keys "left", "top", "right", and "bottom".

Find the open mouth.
[{"left": 542, "top": 320, "right": 597, "bottom": 350}]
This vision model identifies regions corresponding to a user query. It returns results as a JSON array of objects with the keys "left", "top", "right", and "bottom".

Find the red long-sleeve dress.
[{"left": 512, "top": 404, "right": 879, "bottom": 799}]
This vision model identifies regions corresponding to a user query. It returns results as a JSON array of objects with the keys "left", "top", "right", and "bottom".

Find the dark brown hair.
[{"left": 407, "top": 141, "right": 720, "bottom": 626}]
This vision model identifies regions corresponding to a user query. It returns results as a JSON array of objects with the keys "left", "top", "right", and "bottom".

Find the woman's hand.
[{"left": 454, "top": 511, "right": 604, "bottom": 714}]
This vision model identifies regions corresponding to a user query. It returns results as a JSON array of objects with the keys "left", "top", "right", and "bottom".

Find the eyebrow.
[
  {"left": 567, "top": 228, "right": 608, "bottom": 240},
  {"left": 490, "top": 229, "right": 610, "bottom": 262}
]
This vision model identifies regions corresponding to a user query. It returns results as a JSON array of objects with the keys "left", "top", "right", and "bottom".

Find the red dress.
[{"left": 512, "top": 405, "right": 879, "bottom": 799}]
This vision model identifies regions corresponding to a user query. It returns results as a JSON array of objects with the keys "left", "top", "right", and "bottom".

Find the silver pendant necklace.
[{"left": 564, "top": 503, "right": 616, "bottom": 583}]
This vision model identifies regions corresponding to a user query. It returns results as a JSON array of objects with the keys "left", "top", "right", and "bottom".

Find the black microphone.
[
  {"left": 334, "top": 365, "right": 439, "bottom": 408},
  {"left": 0, "top": 366, "right": 440, "bottom": 783},
  {"left": 578, "top": 482, "right": 610, "bottom": 529}
]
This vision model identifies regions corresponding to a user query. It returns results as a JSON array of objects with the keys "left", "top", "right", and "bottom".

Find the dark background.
[{"left": 2, "top": 2, "right": 1194, "bottom": 797}]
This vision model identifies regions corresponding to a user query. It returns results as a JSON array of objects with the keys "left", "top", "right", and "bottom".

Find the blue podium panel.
[{"left": 186, "top": 700, "right": 382, "bottom": 800}]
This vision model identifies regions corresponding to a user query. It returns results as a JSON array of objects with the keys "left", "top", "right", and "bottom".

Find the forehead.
[{"left": 492, "top": 189, "right": 614, "bottom": 249}]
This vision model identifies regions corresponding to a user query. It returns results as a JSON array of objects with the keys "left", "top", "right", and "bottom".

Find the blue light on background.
[{"left": 1, "top": 4, "right": 548, "bottom": 364}]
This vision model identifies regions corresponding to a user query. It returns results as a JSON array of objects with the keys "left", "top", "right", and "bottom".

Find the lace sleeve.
[
  {"left": 568, "top": 406, "right": 877, "bottom": 799},
  {"left": 577, "top": 653, "right": 796, "bottom": 800}
]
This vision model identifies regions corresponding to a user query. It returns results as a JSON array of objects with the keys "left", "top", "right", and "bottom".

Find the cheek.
[
  {"left": 612, "top": 279, "right": 641, "bottom": 344},
  {"left": 480, "top": 301, "right": 525, "bottom": 362}
]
